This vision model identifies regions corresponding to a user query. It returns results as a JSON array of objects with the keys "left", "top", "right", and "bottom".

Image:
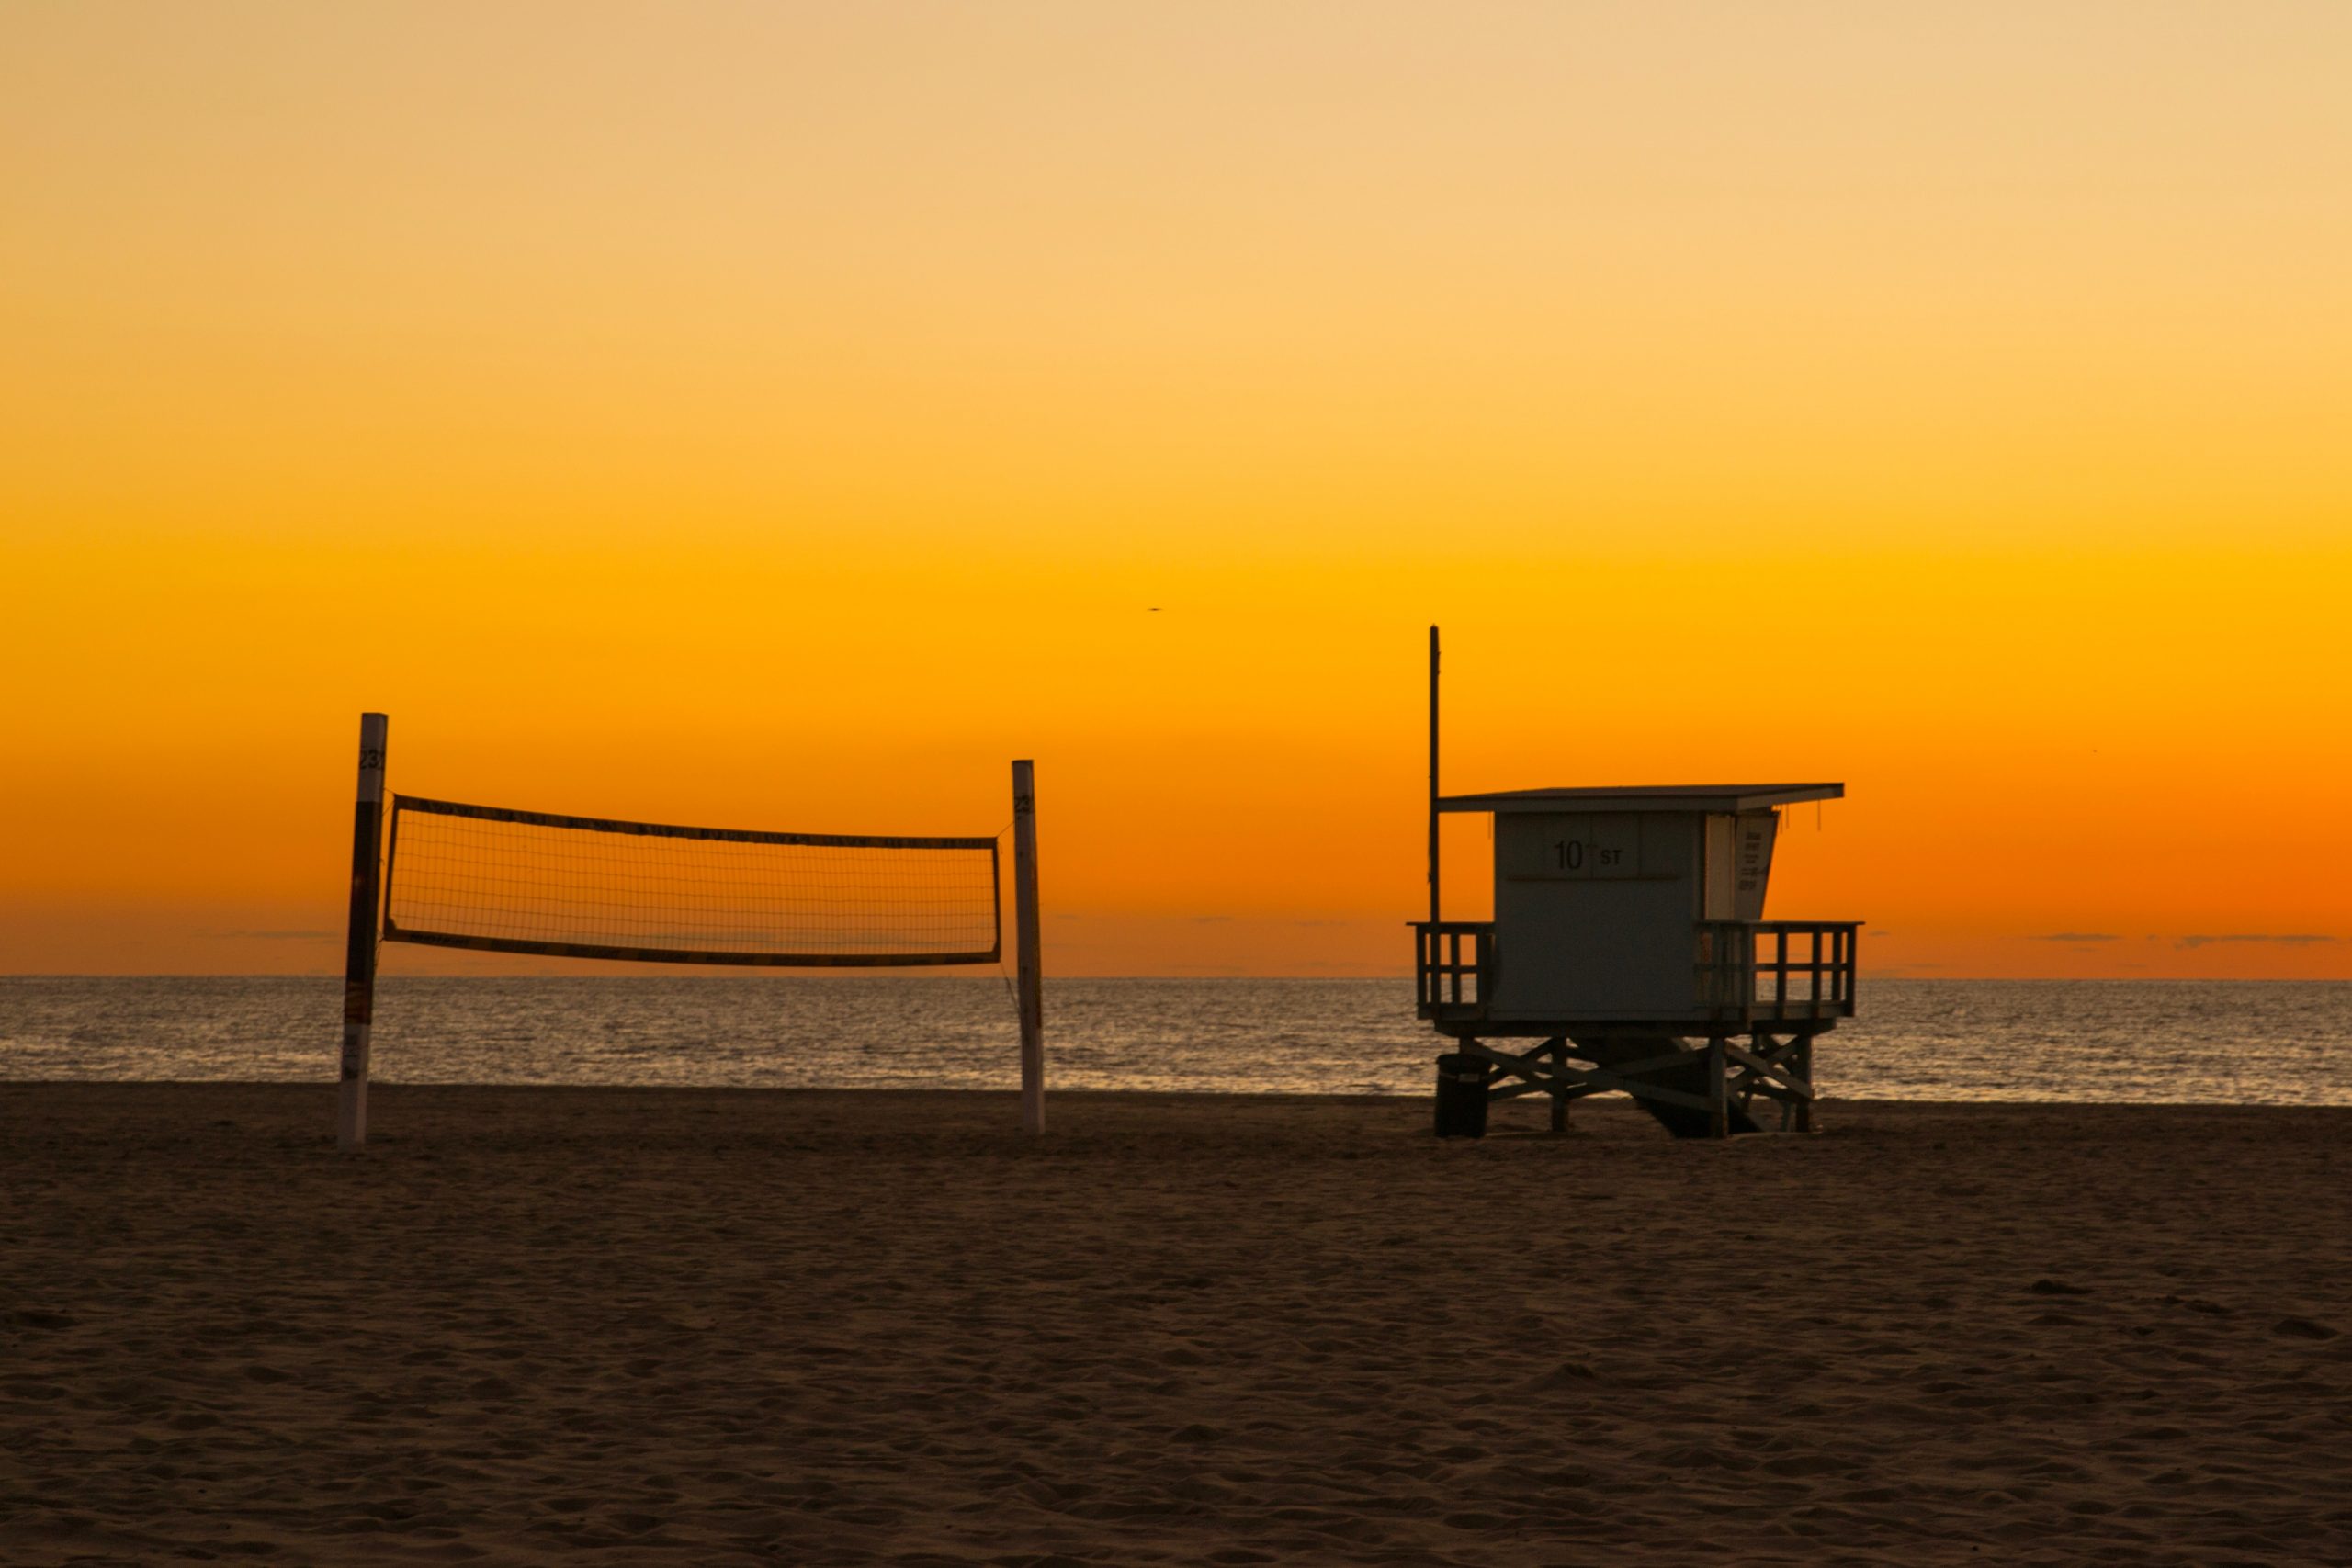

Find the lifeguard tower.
[{"left": 1413, "top": 629, "right": 1860, "bottom": 1139}]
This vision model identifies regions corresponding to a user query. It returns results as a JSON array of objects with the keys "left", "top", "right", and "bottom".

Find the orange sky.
[{"left": 4, "top": 3, "right": 2346, "bottom": 978}]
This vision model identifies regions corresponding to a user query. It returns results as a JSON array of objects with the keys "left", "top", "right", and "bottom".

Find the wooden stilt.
[
  {"left": 1547, "top": 1037, "right": 1568, "bottom": 1133},
  {"left": 1753, "top": 1030, "right": 1787, "bottom": 1131},
  {"left": 1793, "top": 1032, "right": 1814, "bottom": 1134},
  {"left": 1705, "top": 1035, "right": 1729, "bottom": 1141}
]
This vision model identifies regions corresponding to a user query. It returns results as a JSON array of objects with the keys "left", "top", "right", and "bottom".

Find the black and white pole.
[
  {"left": 338, "top": 713, "right": 389, "bottom": 1153},
  {"left": 1012, "top": 759, "right": 1045, "bottom": 1135}
]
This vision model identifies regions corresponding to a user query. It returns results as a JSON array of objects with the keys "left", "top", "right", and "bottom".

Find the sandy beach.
[{"left": 3, "top": 1085, "right": 2348, "bottom": 1566}]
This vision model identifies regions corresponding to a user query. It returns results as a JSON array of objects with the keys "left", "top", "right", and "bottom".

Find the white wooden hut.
[{"left": 1416, "top": 636, "right": 1859, "bottom": 1137}]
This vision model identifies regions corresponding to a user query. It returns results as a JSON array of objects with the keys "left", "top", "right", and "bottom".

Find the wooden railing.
[
  {"left": 1412, "top": 921, "right": 1493, "bottom": 1017},
  {"left": 1697, "top": 921, "right": 1860, "bottom": 1024}
]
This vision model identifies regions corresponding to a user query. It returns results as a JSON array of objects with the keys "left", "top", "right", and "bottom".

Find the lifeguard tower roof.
[{"left": 1437, "top": 783, "right": 1843, "bottom": 815}]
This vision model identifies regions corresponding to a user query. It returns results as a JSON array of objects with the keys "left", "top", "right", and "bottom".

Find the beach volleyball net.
[
  {"left": 380, "top": 795, "right": 1001, "bottom": 967},
  {"left": 337, "top": 712, "right": 1043, "bottom": 1151}
]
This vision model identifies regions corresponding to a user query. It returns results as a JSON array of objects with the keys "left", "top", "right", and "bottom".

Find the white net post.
[
  {"left": 338, "top": 713, "right": 388, "bottom": 1152},
  {"left": 1013, "top": 760, "right": 1044, "bottom": 1135}
]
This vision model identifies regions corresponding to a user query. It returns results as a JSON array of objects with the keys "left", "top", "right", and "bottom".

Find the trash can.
[{"left": 1433, "top": 1052, "right": 1488, "bottom": 1139}]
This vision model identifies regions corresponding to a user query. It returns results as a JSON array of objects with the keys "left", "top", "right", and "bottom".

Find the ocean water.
[{"left": 1, "top": 976, "right": 2348, "bottom": 1105}]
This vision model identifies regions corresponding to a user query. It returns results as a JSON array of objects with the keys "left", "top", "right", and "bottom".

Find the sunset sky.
[{"left": 5, "top": 3, "right": 2346, "bottom": 978}]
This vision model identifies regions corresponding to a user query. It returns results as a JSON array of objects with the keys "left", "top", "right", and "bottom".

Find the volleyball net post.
[
  {"left": 1012, "top": 759, "right": 1045, "bottom": 1135},
  {"left": 338, "top": 713, "right": 388, "bottom": 1154}
]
